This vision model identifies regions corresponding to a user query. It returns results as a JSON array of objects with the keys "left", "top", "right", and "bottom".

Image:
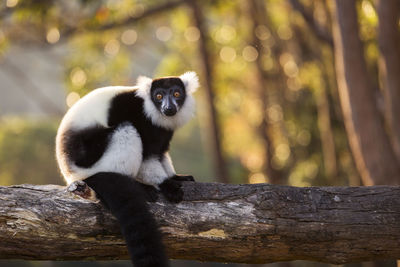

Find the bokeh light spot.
[
  {"left": 104, "top": 39, "right": 120, "bottom": 56},
  {"left": 297, "top": 130, "right": 311, "bottom": 146},
  {"left": 249, "top": 173, "right": 267, "bottom": 184},
  {"left": 156, "top": 26, "right": 172, "bottom": 42},
  {"left": 255, "top": 25, "right": 271, "bottom": 40},
  {"left": 66, "top": 92, "right": 80, "bottom": 108},
  {"left": 275, "top": 143, "right": 291, "bottom": 162},
  {"left": 242, "top": 46, "right": 259, "bottom": 62},
  {"left": 220, "top": 46, "right": 236, "bottom": 63},
  {"left": 284, "top": 60, "right": 299, "bottom": 77},
  {"left": 215, "top": 25, "right": 236, "bottom": 44},
  {"left": 277, "top": 25, "right": 293, "bottom": 40},
  {"left": 46, "top": 27, "right": 60, "bottom": 44},
  {"left": 121, "top": 29, "right": 137, "bottom": 45},
  {"left": 70, "top": 67, "right": 87, "bottom": 87},
  {"left": 6, "top": 0, "right": 18, "bottom": 8},
  {"left": 184, "top": 26, "right": 200, "bottom": 42}
]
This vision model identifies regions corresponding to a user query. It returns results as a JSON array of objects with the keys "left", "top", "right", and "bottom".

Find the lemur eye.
[
  {"left": 173, "top": 92, "right": 181, "bottom": 98},
  {"left": 156, "top": 94, "right": 163, "bottom": 100}
]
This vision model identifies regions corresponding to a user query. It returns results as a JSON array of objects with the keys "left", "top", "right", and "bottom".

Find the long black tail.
[{"left": 84, "top": 172, "right": 169, "bottom": 267}]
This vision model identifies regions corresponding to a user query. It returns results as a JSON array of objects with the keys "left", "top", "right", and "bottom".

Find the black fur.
[
  {"left": 84, "top": 172, "right": 169, "bottom": 267},
  {"left": 171, "top": 174, "right": 195, "bottom": 182},
  {"left": 159, "top": 178, "right": 184, "bottom": 203},
  {"left": 108, "top": 91, "right": 174, "bottom": 159},
  {"left": 139, "top": 182, "right": 160, "bottom": 202},
  {"left": 61, "top": 126, "right": 114, "bottom": 167}
]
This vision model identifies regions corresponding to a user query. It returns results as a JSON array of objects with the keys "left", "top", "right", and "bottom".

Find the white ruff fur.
[
  {"left": 179, "top": 71, "right": 199, "bottom": 94},
  {"left": 161, "top": 153, "right": 176, "bottom": 177},
  {"left": 137, "top": 157, "right": 169, "bottom": 187},
  {"left": 136, "top": 71, "right": 199, "bottom": 130},
  {"left": 59, "top": 86, "right": 136, "bottom": 130}
]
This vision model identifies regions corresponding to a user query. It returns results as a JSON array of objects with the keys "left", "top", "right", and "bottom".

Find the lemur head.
[
  {"left": 136, "top": 71, "right": 199, "bottom": 130},
  {"left": 150, "top": 77, "right": 186, "bottom": 117}
]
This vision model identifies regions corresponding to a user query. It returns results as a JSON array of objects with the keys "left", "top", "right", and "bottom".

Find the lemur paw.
[
  {"left": 171, "top": 174, "right": 195, "bottom": 182},
  {"left": 67, "top": 180, "right": 95, "bottom": 200},
  {"left": 138, "top": 182, "right": 159, "bottom": 202},
  {"left": 159, "top": 178, "right": 184, "bottom": 203}
]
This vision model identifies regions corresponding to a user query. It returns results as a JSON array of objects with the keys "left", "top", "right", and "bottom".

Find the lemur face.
[{"left": 150, "top": 77, "right": 187, "bottom": 117}]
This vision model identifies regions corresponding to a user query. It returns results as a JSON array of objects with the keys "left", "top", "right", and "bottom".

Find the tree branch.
[
  {"left": 60, "top": 0, "right": 186, "bottom": 39},
  {"left": 0, "top": 183, "right": 399, "bottom": 264},
  {"left": 93, "top": 0, "right": 186, "bottom": 31}
]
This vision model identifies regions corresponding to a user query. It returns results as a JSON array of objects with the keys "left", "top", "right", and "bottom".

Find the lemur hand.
[{"left": 159, "top": 178, "right": 184, "bottom": 203}]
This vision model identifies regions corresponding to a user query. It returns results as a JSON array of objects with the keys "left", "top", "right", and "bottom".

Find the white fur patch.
[
  {"left": 136, "top": 157, "right": 169, "bottom": 187},
  {"left": 161, "top": 152, "right": 176, "bottom": 177},
  {"left": 135, "top": 72, "right": 198, "bottom": 130},
  {"left": 135, "top": 76, "right": 152, "bottom": 99},
  {"left": 179, "top": 71, "right": 199, "bottom": 94},
  {"left": 58, "top": 86, "right": 136, "bottom": 131},
  {"left": 60, "top": 124, "right": 143, "bottom": 184}
]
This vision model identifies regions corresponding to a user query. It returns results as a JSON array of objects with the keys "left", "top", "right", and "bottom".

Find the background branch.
[{"left": 58, "top": 0, "right": 186, "bottom": 41}]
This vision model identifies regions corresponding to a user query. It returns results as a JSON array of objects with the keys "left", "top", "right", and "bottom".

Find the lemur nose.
[{"left": 164, "top": 106, "right": 177, "bottom": 116}]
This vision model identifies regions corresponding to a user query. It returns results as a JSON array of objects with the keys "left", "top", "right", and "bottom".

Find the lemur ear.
[
  {"left": 136, "top": 75, "right": 153, "bottom": 98},
  {"left": 179, "top": 71, "right": 199, "bottom": 94}
]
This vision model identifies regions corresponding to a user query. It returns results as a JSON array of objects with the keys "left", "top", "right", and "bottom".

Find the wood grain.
[{"left": 0, "top": 183, "right": 399, "bottom": 264}]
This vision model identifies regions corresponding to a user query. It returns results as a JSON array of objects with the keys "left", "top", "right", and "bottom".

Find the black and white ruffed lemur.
[{"left": 55, "top": 72, "right": 199, "bottom": 267}]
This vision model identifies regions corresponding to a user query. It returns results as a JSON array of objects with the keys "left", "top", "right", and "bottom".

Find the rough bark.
[
  {"left": 377, "top": 0, "right": 400, "bottom": 163},
  {"left": 332, "top": 0, "right": 400, "bottom": 185},
  {"left": 187, "top": 0, "right": 230, "bottom": 183},
  {"left": 1, "top": 183, "right": 400, "bottom": 264}
]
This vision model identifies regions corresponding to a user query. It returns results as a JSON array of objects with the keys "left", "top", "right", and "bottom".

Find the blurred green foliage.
[{"left": 0, "top": 118, "right": 61, "bottom": 185}]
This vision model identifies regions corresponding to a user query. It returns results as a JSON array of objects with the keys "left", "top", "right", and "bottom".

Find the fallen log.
[{"left": 0, "top": 182, "right": 399, "bottom": 264}]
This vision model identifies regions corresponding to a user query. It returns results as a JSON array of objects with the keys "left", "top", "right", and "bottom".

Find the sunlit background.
[{"left": 0, "top": 0, "right": 399, "bottom": 266}]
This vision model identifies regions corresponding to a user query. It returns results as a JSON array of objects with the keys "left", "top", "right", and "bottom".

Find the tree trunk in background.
[
  {"left": 247, "top": 0, "right": 283, "bottom": 184},
  {"left": 315, "top": 69, "right": 338, "bottom": 181},
  {"left": 332, "top": 0, "right": 400, "bottom": 185},
  {"left": 377, "top": 0, "right": 400, "bottom": 164},
  {"left": 289, "top": 0, "right": 338, "bottom": 182},
  {"left": 187, "top": 0, "right": 230, "bottom": 183}
]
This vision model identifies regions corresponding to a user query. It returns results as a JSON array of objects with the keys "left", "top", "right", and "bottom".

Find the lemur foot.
[
  {"left": 137, "top": 182, "right": 159, "bottom": 202},
  {"left": 159, "top": 178, "right": 184, "bottom": 203},
  {"left": 67, "top": 180, "right": 95, "bottom": 200},
  {"left": 171, "top": 174, "right": 195, "bottom": 182}
]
